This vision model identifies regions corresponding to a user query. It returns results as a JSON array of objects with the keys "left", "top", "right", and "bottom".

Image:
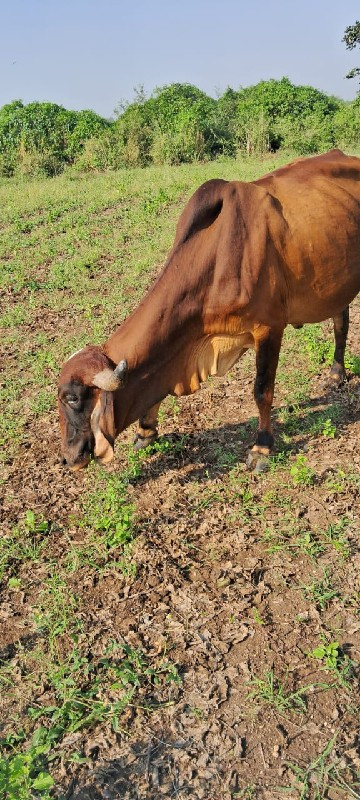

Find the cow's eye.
[{"left": 66, "top": 394, "right": 79, "bottom": 407}]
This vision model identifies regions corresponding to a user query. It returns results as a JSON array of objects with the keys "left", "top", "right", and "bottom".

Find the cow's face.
[{"left": 57, "top": 346, "right": 127, "bottom": 470}]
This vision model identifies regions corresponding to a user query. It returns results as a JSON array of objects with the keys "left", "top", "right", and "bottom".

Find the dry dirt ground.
[{"left": 0, "top": 167, "right": 359, "bottom": 800}]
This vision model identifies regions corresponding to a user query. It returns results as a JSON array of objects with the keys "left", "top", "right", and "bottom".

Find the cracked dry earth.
[{"left": 1, "top": 300, "right": 360, "bottom": 799}]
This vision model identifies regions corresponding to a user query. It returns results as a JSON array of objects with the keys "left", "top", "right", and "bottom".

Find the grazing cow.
[{"left": 58, "top": 150, "right": 360, "bottom": 472}]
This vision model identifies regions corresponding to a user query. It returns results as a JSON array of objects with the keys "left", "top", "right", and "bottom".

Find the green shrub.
[
  {"left": 333, "top": 99, "right": 360, "bottom": 147},
  {"left": 0, "top": 100, "right": 109, "bottom": 177}
]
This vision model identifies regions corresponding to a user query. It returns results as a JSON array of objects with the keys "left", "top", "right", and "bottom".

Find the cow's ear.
[{"left": 90, "top": 392, "right": 116, "bottom": 464}]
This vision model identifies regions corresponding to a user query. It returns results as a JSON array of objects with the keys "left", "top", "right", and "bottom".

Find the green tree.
[
  {"left": 343, "top": 21, "right": 360, "bottom": 84},
  {"left": 0, "top": 100, "right": 109, "bottom": 176}
]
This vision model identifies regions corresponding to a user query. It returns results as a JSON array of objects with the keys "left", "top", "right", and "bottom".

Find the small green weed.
[
  {"left": 302, "top": 569, "right": 339, "bottom": 611},
  {"left": 80, "top": 470, "right": 135, "bottom": 574},
  {"left": 0, "top": 735, "right": 54, "bottom": 800},
  {"left": 282, "top": 735, "right": 360, "bottom": 799},
  {"left": 252, "top": 607, "right": 265, "bottom": 626},
  {"left": 345, "top": 352, "right": 360, "bottom": 376},
  {"left": 34, "top": 572, "right": 80, "bottom": 646},
  {"left": 0, "top": 511, "right": 50, "bottom": 583},
  {"left": 320, "top": 417, "right": 337, "bottom": 438},
  {"left": 290, "top": 454, "right": 315, "bottom": 486},
  {"left": 309, "top": 637, "right": 355, "bottom": 689},
  {"left": 296, "top": 530, "right": 325, "bottom": 561},
  {"left": 322, "top": 518, "right": 351, "bottom": 559},
  {"left": 303, "top": 325, "right": 334, "bottom": 369},
  {"left": 247, "top": 670, "right": 309, "bottom": 714},
  {"left": 127, "top": 435, "right": 188, "bottom": 479}
]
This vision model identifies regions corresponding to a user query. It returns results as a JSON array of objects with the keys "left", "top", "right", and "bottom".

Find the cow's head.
[{"left": 57, "top": 345, "right": 127, "bottom": 470}]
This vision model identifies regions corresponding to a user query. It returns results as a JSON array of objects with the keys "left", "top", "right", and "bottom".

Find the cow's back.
[{"left": 253, "top": 150, "right": 360, "bottom": 324}]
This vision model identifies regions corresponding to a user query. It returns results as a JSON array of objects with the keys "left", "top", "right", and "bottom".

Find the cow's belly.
[{"left": 287, "top": 268, "right": 360, "bottom": 324}]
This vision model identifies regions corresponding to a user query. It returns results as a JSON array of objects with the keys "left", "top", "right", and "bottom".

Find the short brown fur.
[{"left": 58, "top": 151, "right": 360, "bottom": 469}]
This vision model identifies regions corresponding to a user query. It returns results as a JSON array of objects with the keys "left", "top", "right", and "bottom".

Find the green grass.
[
  {"left": 302, "top": 569, "right": 339, "bottom": 611},
  {"left": 282, "top": 735, "right": 360, "bottom": 800},
  {"left": 0, "top": 643, "right": 181, "bottom": 800},
  {"left": 308, "top": 637, "right": 355, "bottom": 690},
  {"left": 0, "top": 511, "right": 51, "bottom": 584},
  {"left": 247, "top": 669, "right": 310, "bottom": 714}
]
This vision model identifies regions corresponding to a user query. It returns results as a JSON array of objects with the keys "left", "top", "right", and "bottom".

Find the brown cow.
[{"left": 58, "top": 150, "right": 360, "bottom": 472}]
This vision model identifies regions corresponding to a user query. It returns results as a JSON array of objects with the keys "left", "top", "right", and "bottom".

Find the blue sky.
[{"left": 1, "top": 0, "right": 359, "bottom": 118}]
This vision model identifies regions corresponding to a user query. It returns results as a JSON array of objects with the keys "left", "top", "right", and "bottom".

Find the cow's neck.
[{"left": 103, "top": 266, "right": 205, "bottom": 432}]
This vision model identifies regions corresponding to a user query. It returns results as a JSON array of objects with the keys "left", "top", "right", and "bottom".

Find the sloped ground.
[{"left": 0, "top": 159, "right": 359, "bottom": 800}]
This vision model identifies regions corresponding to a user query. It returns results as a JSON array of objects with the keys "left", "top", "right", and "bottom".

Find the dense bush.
[
  {"left": 0, "top": 100, "right": 109, "bottom": 176},
  {"left": 1, "top": 79, "right": 359, "bottom": 177}
]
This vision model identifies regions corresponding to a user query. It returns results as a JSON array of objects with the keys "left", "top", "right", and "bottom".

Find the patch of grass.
[
  {"left": 309, "top": 637, "right": 355, "bottom": 690},
  {"left": 247, "top": 669, "right": 309, "bottom": 714},
  {"left": 126, "top": 435, "right": 188, "bottom": 479},
  {"left": 290, "top": 454, "right": 315, "bottom": 486},
  {"left": 76, "top": 468, "right": 136, "bottom": 575},
  {"left": 34, "top": 572, "right": 80, "bottom": 647},
  {"left": 302, "top": 324, "right": 334, "bottom": 369},
  {"left": 282, "top": 735, "right": 360, "bottom": 799},
  {"left": 322, "top": 518, "right": 351, "bottom": 559},
  {"left": 0, "top": 643, "right": 181, "bottom": 800},
  {"left": 262, "top": 520, "right": 326, "bottom": 561},
  {"left": 323, "top": 467, "right": 360, "bottom": 493},
  {"left": 0, "top": 511, "right": 50, "bottom": 584},
  {"left": 345, "top": 352, "right": 360, "bottom": 375},
  {"left": 302, "top": 569, "right": 339, "bottom": 611}
]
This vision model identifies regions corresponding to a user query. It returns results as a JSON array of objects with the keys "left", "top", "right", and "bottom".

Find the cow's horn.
[
  {"left": 93, "top": 359, "right": 128, "bottom": 391},
  {"left": 113, "top": 359, "right": 128, "bottom": 383}
]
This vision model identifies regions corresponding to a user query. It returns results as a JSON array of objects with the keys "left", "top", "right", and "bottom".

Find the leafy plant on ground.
[
  {"left": 302, "top": 569, "right": 339, "bottom": 610},
  {"left": 309, "top": 636, "right": 355, "bottom": 689},
  {"left": 282, "top": 735, "right": 360, "bottom": 799},
  {"left": 247, "top": 669, "right": 309, "bottom": 714},
  {"left": 0, "top": 511, "right": 50, "bottom": 584},
  {"left": 34, "top": 572, "right": 80, "bottom": 646},
  {"left": 290, "top": 454, "right": 315, "bottom": 486},
  {"left": 322, "top": 518, "right": 351, "bottom": 559},
  {"left": 77, "top": 469, "right": 136, "bottom": 575},
  {"left": 0, "top": 643, "right": 181, "bottom": 800}
]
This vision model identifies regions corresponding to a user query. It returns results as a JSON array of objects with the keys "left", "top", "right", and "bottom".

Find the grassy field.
[{"left": 0, "top": 154, "right": 359, "bottom": 800}]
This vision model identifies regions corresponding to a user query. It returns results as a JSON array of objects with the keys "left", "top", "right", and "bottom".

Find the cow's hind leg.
[
  {"left": 247, "top": 327, "right": 284, "bottom": 473},
  {"left": 133, "top": 402, "right": 161, "bottom": 451},
  {"left": 325, "top": 307, "right": 349, "bottom": 389}
]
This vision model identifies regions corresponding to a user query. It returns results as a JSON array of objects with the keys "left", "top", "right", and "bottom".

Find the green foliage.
[
  {"left": 290, "top": 455, "right": 315, "bottom": 486},
  {"left": 343, "top": 20, "right": 360, "bottom": 83},
  {"left": 302, "top": 569, "right": 339, "bottom": 610},
  {"left": 2, "top": 77, "right": 357, "bottom": 178},
  {"left": 0, "top": 100, "right": 109, "bottom": 176},
  {"left": 248, "top": 669, "right": 309, "bottom": 714},
  {"left": 283, "top": 735, "right": 357, "bottom": 800},
  {"left": 232, "top": 77, "right": 340, "bottom": 155},
  {"left": 0, "top": 511, "right": 50, "bottom": 583},
  {"left": 0, "top": 644, "right": 181, "bottom": 800},
  {"left": 309, "top": 637, "right": 355, "bottom": 688}
]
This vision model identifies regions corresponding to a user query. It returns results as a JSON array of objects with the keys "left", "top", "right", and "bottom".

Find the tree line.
[{"left": 1, "top": 78, "right": 359, "bottom": 178}]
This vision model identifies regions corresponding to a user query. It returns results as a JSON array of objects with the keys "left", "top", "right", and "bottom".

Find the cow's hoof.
[
  {"left": 246, "top": 450, "right": 270, "bottom": 473},
  {"left": 133, "top": 433, "right": 158, "bottom": 452},
  {"left": 323, "top": 369, "right": 346, "bottom": 392}
]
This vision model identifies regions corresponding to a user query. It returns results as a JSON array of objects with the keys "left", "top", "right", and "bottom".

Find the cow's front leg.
[
  {"left": 133, "top": 402, "right": 161, "bottom": 451},
  {"left": 324, "top": 307, "right": 349, "bottom": 389},
  {"left": 247, "top": 327, "right": 284, "bottom": 473}
]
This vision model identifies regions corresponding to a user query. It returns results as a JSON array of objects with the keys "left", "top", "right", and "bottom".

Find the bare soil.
[{"left": 0, "top": 302, "right": 359, "bottom": 799}]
